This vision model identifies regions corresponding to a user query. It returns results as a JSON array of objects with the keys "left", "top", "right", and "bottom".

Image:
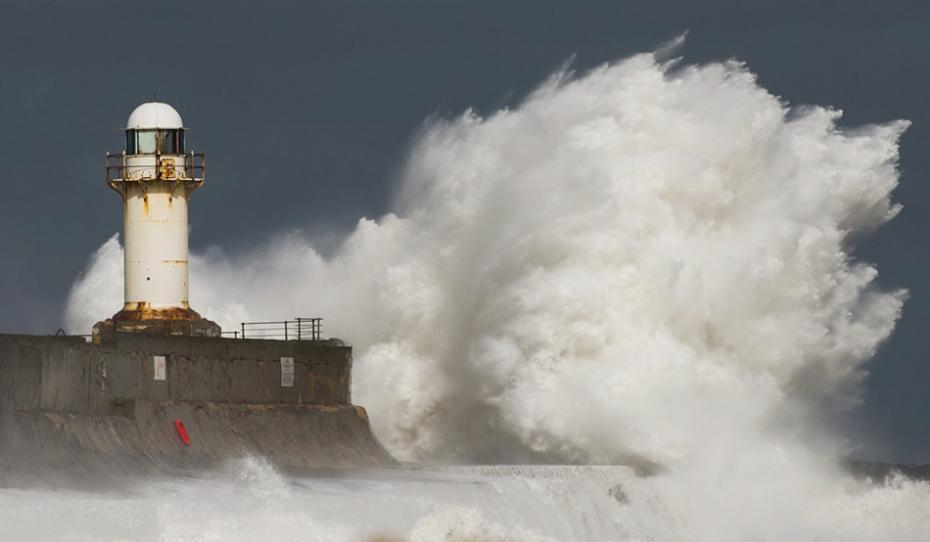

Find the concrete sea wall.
[{"left": 0, "top": 333, "right": 393, "bottom": 475}]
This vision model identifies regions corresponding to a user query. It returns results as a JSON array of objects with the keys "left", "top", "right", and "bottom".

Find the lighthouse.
[
  {"left": 0, "top": 101, "right": 393, "bottom": 473},
  {"left": 96, "top": 102, "right": 220, "bottom": 339}
]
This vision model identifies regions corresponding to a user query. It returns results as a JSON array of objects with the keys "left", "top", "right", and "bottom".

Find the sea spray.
[
  {"left": 66, "top": 51, "right": 906, "bottom": 465},
  {"left": 64, "top": 46, "right": 930, "bottom": 540}
]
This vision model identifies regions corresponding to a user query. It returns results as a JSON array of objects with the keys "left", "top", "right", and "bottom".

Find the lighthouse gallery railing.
[{"left": 105, "top": 151, "right": 205, "bottom": 182}]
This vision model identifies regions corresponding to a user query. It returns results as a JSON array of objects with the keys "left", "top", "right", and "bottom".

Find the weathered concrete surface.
[{"left": 0, "top": 333, "right": 394, "bottom": 473}]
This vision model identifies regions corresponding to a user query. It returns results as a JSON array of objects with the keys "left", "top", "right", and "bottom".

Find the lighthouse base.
[{"left": 93, "top": 317, "right": 222, "bottom": 343}]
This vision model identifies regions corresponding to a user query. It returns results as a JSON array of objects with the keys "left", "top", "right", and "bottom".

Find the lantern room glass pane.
[
  {"left": 159, "top": 130, "right": 176, "bottom": 154},
  {"left": 136, "top": 130, "right": 157, "bottom": 154},
  {"left": 155, "top": 130, "right": 185, "bottom": 154},
  {"left": 125, "top": 131, "right": 136, "bottom": 154},
  {"left": 125, "top": 129, "right": 185, "bottom": 155}
]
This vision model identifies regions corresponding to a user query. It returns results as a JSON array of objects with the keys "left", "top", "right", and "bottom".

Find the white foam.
[{"left": 62, "top": 44, "right": 929, "bottom": 539}]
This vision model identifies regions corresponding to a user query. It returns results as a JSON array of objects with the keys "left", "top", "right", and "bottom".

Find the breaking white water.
[
  {"left": 2, "top": 458, "right": 928, "bottom": 542},
  {"left": 55, "top": 42, "right": 930, "bottom": 540}
]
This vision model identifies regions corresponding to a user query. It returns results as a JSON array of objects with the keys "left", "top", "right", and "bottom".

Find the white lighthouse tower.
[{"left": 97, "top": 102, "right": 220, "bottom": 338}]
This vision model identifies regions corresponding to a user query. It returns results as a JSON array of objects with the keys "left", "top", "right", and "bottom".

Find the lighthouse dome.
[{"left": 126, "top": 102, "right": 184, "bottom": 130}]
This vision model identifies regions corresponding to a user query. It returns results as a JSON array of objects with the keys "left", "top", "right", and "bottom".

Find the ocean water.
[{"left": 2, "top": 458, "right": 928, "bottom": 541}]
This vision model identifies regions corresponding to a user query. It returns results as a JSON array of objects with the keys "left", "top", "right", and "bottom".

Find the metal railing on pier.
[
  {"left": 221, "top": 318, "right": 323, "bottom": 341},
  {"left": 55, "top": 329, "right": 92, "bottom": 342}
]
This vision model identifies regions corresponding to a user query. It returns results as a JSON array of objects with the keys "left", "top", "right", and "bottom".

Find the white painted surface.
[
  {"left": 280, "top": 357, "right": 294, "bottom": 387},
  {"left": 123, "top": 154, "right": 187, "bottom": 181},
  {"left": 122, "top": 165, "right": 191, "bottom": 311},
  {"left": 153, "top": 355, "right": 166, "bottom": 381},
  {"left": 126, "top": 102, "right": 183, "bottom": 129}
]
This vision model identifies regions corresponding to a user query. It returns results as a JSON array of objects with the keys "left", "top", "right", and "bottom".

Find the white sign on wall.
[
  {"left": 280, "top": 357, "right": 295, "bottom": 387},
  {"left": 153, "top": 355, "right": 167, "bottom": 381}
]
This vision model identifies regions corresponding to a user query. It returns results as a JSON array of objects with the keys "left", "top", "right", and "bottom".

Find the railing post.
[
  {"left": 284, "top": 320, "right": 288, "bottom": 341},
  {"left": 241, "top": 322, "right": 245, "bottom": 339},
  {"left": 296, "top": 318, "right": 302, "bottom": 340}
]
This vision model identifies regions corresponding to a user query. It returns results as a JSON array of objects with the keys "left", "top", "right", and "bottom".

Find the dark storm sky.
[{"left": 0, "top": 0, "right": 927, "bottom": 462}]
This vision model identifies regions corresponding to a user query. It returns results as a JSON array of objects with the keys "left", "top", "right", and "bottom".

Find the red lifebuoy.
[{"left": 174, "top": 419, "right": 192, "bottom": 446}]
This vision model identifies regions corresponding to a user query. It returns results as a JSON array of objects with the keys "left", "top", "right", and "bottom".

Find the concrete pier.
[{"left": 0, "top": 333, "right": 394, "bottom": 475}]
